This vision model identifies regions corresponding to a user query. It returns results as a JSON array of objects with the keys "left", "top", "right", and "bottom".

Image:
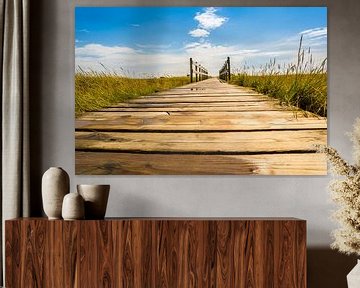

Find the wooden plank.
[
  {"left": 130, "top": 95, "right": 271, "bottom": 104},
  {"left": 98, "top": 105, "right": 286, "bottom": 112},
  {"left": 155, "top": 88, "right": 256, "bottom": 94},
  {"left": 109, "top": 101, "right": 282, "bottom": 110},
  {"left": 75, "top": 130, "right": 326, "bottom": 153},
  {"left": 76, "top": 111, "right": 326, "bottom": 131},
  {"left": 79, "top": 110, "right": 313, "bottom": 119},
  {"left": 144, "top": 93, "right": 262, "bottom": 98},
  {"left": 75, "top": 151, "right": 327, "bottom": 175}
]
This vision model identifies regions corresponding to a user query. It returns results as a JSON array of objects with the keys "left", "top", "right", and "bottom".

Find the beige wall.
[{"left": 29, "top": 1, "right": 360, "bottom": 286}]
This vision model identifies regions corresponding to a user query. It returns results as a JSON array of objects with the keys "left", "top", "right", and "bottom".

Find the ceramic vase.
[
  {"left": 42, "top": 167, "right": 70, "bottom": 219},
  {"left": 77, "top": 184, "right": 110, "bottom": 219},
  {"left": 347, "top": 259, "right": 360, "bottom": 288},
  {"left": 62, "top": 192, "right": 85, "bottom": 220}
]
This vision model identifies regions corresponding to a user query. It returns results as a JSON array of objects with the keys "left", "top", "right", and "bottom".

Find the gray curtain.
[{"left": 0, "top": 0, "right": 30, "bottom": 285}]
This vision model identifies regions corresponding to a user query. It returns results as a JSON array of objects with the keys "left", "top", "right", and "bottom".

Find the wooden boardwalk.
[{"left": 75, "top": 78, "right": 327, "bottom": 175}]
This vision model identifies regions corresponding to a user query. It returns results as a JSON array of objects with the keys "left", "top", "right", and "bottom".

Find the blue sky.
[{"left": 75, "top": 7, "right": 327, "bottom": 76}]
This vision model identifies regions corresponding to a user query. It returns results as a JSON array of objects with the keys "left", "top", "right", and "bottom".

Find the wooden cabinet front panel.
[{"left": 6, "top": 218, "right": 306, "bottom": 288}]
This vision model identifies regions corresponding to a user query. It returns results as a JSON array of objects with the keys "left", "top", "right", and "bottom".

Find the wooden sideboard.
[{"left": 5, "top": 218, "right": 306, "bottom": 287}]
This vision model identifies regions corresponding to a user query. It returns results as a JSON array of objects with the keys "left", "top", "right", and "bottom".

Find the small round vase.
[
  {"left": 62, "top": 192, "right": 85, "bottom": 220},
  {"left": 42, "top": 167, "right": 70, "bottom": 219},
  {"left": 77, "top": 184, "right": 110, "bottom": 219}
]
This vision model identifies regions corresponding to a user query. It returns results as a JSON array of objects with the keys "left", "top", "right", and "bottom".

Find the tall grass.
[
  {"left": 230, "top": 36, "right": 327, "bottom": 117},
  {"left": 75, "top": 70, "right": 189, "bottom": 117}
]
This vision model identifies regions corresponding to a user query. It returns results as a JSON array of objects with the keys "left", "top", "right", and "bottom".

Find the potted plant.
[{"left": 317, "top": 118, "right": 360, "bottom": 287}]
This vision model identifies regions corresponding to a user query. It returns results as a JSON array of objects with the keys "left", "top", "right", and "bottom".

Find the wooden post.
[
  {"left": 190, "top": 58, "right": 193, "bottom": 83},
  {"left": 227, "top": 57, "right": 230, "bottom": 81},
  {"left": 195, "top": 63, "right": 198, "bottom": 82}
]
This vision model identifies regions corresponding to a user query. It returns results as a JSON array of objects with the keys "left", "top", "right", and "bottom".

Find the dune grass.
[
  {"left": 75, "top": 72, "right": 189, "bottom": 117},
  {"left": 230, "top": 36, "right": 327, "bottom": 117}
]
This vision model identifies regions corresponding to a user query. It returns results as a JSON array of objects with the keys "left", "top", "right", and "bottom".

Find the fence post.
[
  {"left": 190, "top": 58, "right": 193, "bottom": 83},
  {"left": 195, "top": 63, "right": 198, "bottom": 82},
  {"left": 190, "top": 59, "right": 209, "bottom": 82},
  {"left": 227, "top": 57, "right": 231, "bottom": 81}
]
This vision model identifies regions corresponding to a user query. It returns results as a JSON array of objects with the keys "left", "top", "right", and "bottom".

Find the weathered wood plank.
[
  {"left": 75, "top": 151, "right": 327, "bottom": 175},
  {"left": 108, "top": 101, "right": 285, "bottom": 110},
  {"left": 79, "top": 110, "right": 316, "bottom": 119},
  {"left": 130, "top": 95, "right": 271, "bottom": 104},
  {"left": 143, "top": 93, "right": 262, "bottom": 98},
  {"left": 75, "top": 130, "right": 326, "bottom": 153},
  {"left": 76, "top": 111, "right": 326, "bottom": 131},
  {"left": 154, "top": 88, "right": 256, "bottom": 95},
  {"left": 99, "top": 106, "right": 286, "bottom": 112}
]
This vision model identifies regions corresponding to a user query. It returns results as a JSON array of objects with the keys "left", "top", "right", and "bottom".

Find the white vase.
[
  {"left": 42, "top": 167, "right": 70, "bottom": 219},
  {"left": 347, "top": 260, "right": 360, "bottom": 288},
  {"left": 77, "top": 184, "right": 110, "bottom": 219},
  {"left": 62, "top": 192, "right": 85, "bottom": 220}
]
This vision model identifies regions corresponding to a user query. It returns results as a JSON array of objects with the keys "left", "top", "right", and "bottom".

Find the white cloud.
[
  {"left": 136, "top": 43, "right": 172, "bottom": 49},
  {"left": 184, "top": 41, "right": 259, "bottom": 57},
  {"left": 131, "top": 24, "right": 140, "bottom": 27},
  {"left": 194, "top": 7, "right": 228, "bottom": 30},
  {"left": 75, "top": 43, "right": 187, "bottom": 76},
  {"left": 76, "top": 44, "right": 137, "bottom": 59},
  {"left": 184, "top": 42, "right": 202, "bottom": 49},
  {"left": 300, "top": 27, "right": 327, "bottom": 39},
  {"left": 189, "top": 28, "right": 210, "bottom": 38}
]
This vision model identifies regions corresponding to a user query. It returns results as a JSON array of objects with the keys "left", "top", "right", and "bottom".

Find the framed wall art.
[{"left": 75, "top": 6, "right": 327, "bottom": 175}]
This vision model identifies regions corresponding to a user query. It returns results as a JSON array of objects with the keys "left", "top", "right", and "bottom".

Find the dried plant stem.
[{"left": 318, "top": 118, "right": 360, "bottom": 256}]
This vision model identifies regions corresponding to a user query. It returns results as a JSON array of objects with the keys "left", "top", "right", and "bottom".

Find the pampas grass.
[{"left": 317, "top": 118, "right": 360, "bottom": 256}]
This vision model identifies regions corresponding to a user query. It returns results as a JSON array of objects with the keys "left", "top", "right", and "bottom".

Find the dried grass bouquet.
[{"left": 317, "top": 118, "right": 360, "bottom": 256}]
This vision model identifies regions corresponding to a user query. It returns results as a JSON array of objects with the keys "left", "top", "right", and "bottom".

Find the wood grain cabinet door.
[{"left": 6, "top": 218, "right": 306, "bottom": 288}]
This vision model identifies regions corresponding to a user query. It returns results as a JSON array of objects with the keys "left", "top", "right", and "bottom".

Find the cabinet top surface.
[{"left": 6, "top": 217, "right": 305, "bottom": 222}]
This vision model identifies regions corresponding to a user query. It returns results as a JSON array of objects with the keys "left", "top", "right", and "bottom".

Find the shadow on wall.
[{"left": 308, "top": 248, "right": 357, "bottom": 288}]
